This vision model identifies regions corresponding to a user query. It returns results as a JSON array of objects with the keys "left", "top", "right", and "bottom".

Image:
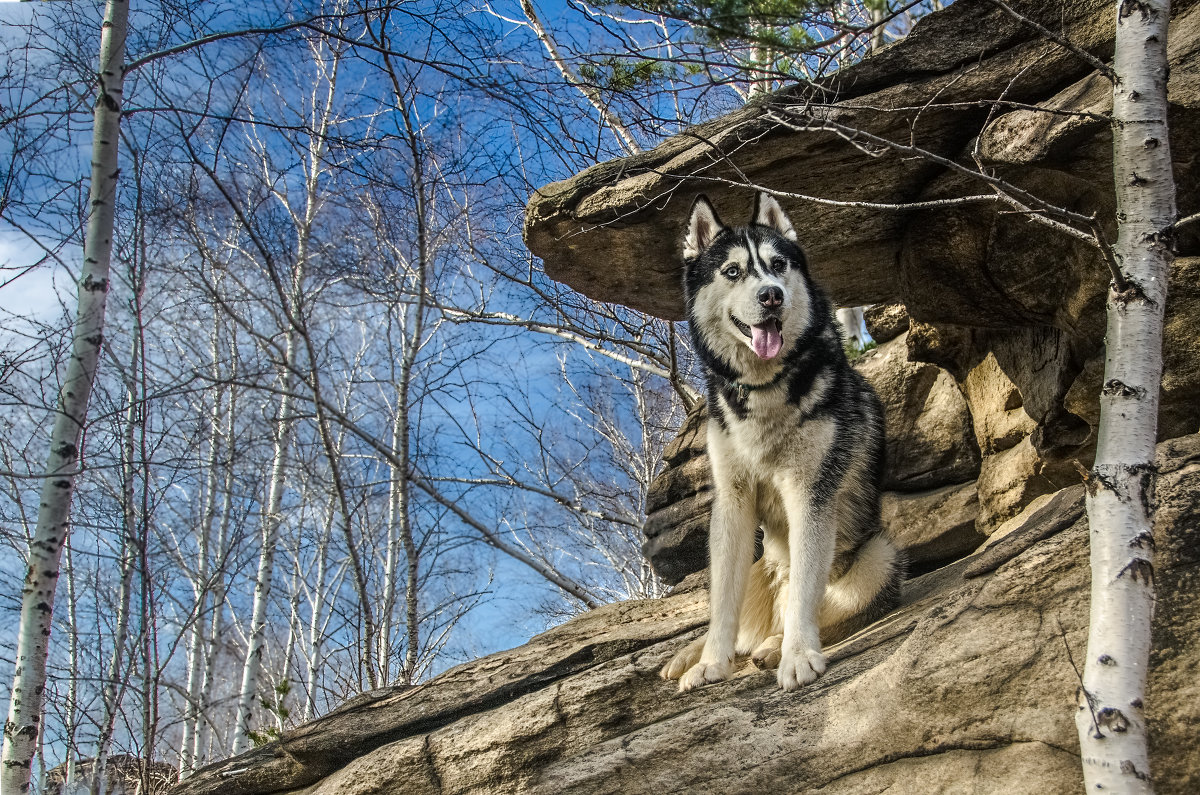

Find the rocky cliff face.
[
  {"left": 527, "top": 0, "right": 1200, "bottom": 561},
  {"left": 171, "top": 438, "right": 1200, "bottom": 795}
]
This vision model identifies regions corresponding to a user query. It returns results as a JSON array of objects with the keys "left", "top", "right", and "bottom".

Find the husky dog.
[{"left": 661, "top": 193, "right": 902, "bottom": 692}]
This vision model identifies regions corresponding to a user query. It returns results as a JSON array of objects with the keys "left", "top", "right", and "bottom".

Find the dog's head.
[{"left": 683, "top": 192, "right": 812, "bottom": 367}]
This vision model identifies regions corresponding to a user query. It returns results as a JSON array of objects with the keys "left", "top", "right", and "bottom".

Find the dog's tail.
[{"left": 819, "top": 533, "right": 904, "bottom": 645}]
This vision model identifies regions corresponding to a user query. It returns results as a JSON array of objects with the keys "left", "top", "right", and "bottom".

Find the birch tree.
[
  {"left": 2, "top": 2, "right": 129, "bottom": 792},
  {"left": 1074, "top": 1, "right": 1176, "bottom": 789}
]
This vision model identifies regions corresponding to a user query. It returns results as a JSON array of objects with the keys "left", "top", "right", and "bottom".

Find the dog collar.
[{"left": 729, "top": 367, "right": 790, "bottom": 401}]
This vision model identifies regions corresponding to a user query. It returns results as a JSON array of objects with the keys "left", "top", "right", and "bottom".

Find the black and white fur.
[{"left": 661, "top": 193, "right": 902, "bottom": 692}]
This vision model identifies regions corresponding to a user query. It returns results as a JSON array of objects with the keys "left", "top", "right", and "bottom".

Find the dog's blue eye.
[{"left": 723, "top": 265, "right": 741, "bottom": 279}]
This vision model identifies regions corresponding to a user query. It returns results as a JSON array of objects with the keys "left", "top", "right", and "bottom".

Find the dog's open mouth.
[{"left": 731, "top": 315, "right": 783, "bottom": 360}]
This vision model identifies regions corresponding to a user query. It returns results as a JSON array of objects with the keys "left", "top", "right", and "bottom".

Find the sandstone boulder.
[
  {"left": 880, "top": 481, "right": 982, "bottom": 576},
  {"left": 961, "top": 350, "right": 1036, "bottom": 456},
  {"left": 974, "top": 436, "right": 1081, "bottom": 535},
  {"left": 171, "top": 436, "right": 1200, "bottom": 795},
  {"left": 863, "top": 302, "right": 909, "bottom": 344},
  {"left": 855, "top": 334, "right": 980, "bottom": 492},
  {"left": 643, "top": 403, "right": 710, "bottom": 584}
]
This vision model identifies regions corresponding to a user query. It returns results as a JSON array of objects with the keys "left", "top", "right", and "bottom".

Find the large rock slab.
[
  {"left": 863, "top": 302, "right": 909, "bottom": 344},
  {"left": 173, "top": 437, "right": 1200, "bottom": 795},
  {"left": 855, "top": 334, "right": 980, "bottom": 492},
  {"left": 525, "top": 0, "right": 1200, "bottom": 322},
  {"left": 525, "top": 0, "right": 1133, "bottom": 320},
  {"left": 974, "top": 436, "right": 1080, "bottom": 535},
  {"left": 880, "top": 481, "right": 982, "bottom": 576},
  {"left": 643, "top": 403, "right": 710, "bottom": 584}
]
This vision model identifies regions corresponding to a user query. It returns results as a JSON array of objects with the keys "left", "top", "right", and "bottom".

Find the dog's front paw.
[
  {"left": 777, "top": 646, "right": 826, "bottom": 691},
  {"left": 679, "top": 659, "right": 731, "bottom": 692},
  {"left": 660, "top": 635, "right": 705, "bottom": 680}
]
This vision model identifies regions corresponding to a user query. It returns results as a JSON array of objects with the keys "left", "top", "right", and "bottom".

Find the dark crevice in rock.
[
  {"left": 422, "top": 735, "right": 443, "bottom": 793},
  {"left": 963, "top": 485, "right": 1086, "bottom": 578},
  {"left": 809, "top": 738, "right": 1040, "bottom": 789}
]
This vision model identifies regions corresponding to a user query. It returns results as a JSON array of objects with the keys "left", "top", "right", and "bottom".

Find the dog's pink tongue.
[{"left": 750, "top": 323, "right": 782, "bottom": 360}]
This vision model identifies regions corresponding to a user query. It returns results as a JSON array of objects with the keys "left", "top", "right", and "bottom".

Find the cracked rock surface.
[{"left": 171, "top": 436, "right": 1200, "bottom": 795}]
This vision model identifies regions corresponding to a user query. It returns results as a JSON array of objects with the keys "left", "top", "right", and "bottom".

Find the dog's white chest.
[{"left": 712, "top": 391, "right": 832, "bottom": 483}]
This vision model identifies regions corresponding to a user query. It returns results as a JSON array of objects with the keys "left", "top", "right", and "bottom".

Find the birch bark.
[
  {"left": 303, "top": 497, "right": 338, "bottom": 721},
  {"left": 1075, "top": 1, "right": 1175, "bottom": 790},
  {"left": 89, "top": 353, "right": 142, "bottom": 795},
  {"left": 1, "top": 3, "right": 128, "bottom": 791},
  {"left": 231, "top": 330, "right": 298, "bottom": 755},
  {"left": 517, "top": 0, "right": 642, "bottom": 154},
  {"left": 179, "top": 370, "right": 226, "bottom": 775}
]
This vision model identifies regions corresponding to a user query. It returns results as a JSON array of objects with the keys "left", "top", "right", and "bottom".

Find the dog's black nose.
[{"left": 758, "top": 286, "right": 783, "bottom": 309}]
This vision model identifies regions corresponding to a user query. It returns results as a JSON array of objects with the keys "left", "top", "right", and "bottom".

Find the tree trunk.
[
  {"left": 303, "top": 497, "right": 336, "bottom": 721},
  {"left": 90, "top": 384, "right": 140, "bottom": 795},
  {"left": 231, "top": 331, "right": 298, "bottom": 755},
  {"left": 62, "top": 540, "right": 80, "bottom": 791},
  {"left": 179, "top": 376, "right": 225, "bottom": 775},
  {"left": 869, "top": 5, "right": 888, "bottom": 52},
  {"left": 1, "top": 3, "right": 128, "bottom": 791},
  {"left": 1075, "top": 1, "right": 1175, "bottom": 791},
  {"left": 191, "top": 362, "right": 238, "bottom": 770}
]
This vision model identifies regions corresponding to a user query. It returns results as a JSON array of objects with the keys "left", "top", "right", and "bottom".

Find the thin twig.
[
  {"left": 1058, "top": 617, "right": 1104, "bottom": 739},
  {"left": 1175, "top": 209, "right": 1200, "bottom": 231},
  {"left": 986, "top": 0, "right": 1116, "bottom": 80}
]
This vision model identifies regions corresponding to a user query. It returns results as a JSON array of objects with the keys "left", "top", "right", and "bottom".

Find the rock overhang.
[{"left": 523, "top": 0, "right": 1200, "bottom": 322}]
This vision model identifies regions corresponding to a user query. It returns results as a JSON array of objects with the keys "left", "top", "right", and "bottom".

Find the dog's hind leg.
[
  {"left": 736, "top": 557, "right": 780, "bottom": 654},
  {"left": 749, "top": 635, "right": 783, "bottom": 669},
  {"left": 819, "top": 533, "right": 902, "bottom": 643}
]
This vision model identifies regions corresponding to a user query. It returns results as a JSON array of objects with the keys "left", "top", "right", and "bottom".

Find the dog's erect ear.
[
  {"left": 752, "top": 192, "right": 797, "bottom": 241},
  {"left": 683, "top": 195, "right": 725, "bottom": 259}
]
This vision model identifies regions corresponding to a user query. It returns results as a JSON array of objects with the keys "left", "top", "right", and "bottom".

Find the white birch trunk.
[
  {"left": 179, "top": 375, "right": 224, "bottom": 775},
  {"left": 1, "top": 3, "right": 128, "bottom": 791},
  {"left": 90, "top": 382, "right": 141, "bottom": 795},
  {"left": 1075, "top": 1, "right": 1175, "bottom": 790},
  {"left": 869, "top": 5, "right": 888, "bottom": 52},
  {"left": 229, "top": 30, "right": 342, "bottom": 750},
  {"left": 63, "top": 540, "right": 79, "bottom": 790},
  {"left": 180, "top": 286, "right": 234, "bottom": 774},
  {"left": 231, "top": 331, "right": 298, "bottom": 755},
  {"left": 191, "top": 513, "right": 229, "bottom": 769},
  {"left": 191, "top": 365, "right": 237, "bottom": 771},
  {"left": 379, "top": 434, "right": 401, "bottom": 684},
  {"left": 395, "top": 397, "right": 421, "bottom": 686},
  {"left": 303, "top": 498, "right": 337, "bottom": 722},
  {"left": 393, "top": 88, "right": 433, "bottom": 687},
  {"left": 835, "top": 306, "right": 867, "bottom": 349}
]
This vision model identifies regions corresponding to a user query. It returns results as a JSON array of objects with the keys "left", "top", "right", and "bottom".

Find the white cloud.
[{"left": 0, "top": 233, "right": 72, "bottom": 327}]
